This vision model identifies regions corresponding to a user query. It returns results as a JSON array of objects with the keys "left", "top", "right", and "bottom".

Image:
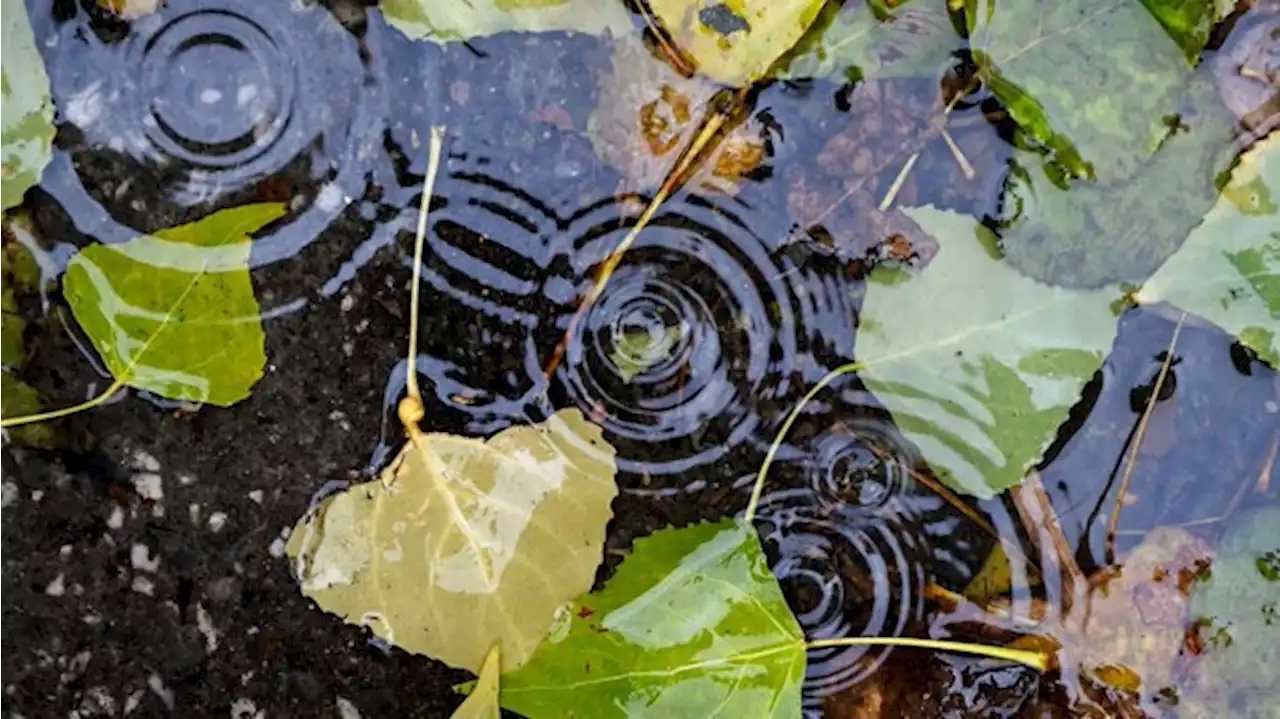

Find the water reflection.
[{"left": 31, "top": 0, "right": 381, "bottom": 267}]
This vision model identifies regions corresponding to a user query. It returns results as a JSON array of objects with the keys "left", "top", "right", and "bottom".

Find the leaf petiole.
[
  {"left": 1, "top": 379, "right": 124, "bottom": 428},
  {"left": 805, "top": 636, "right": 1049, "bottom": 671}
]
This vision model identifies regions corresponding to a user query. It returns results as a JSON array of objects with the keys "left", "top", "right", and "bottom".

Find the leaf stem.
[
  {"left": 744, "top": 361, "right": 863, "bottom": 522},
  {"left": 1, "top": 379, "right": 125, "bottom": 428},
  {"left": 406, "top": 125, "right": 447, "bottom": 411},
  {"left": 805, "top": 637, "right": 1048, "bottom": 671}
]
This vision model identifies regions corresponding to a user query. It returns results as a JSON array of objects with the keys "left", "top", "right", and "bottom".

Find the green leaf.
[
  {"left": 647, "top": 0, "right": 828, "bottom": 84},
  {"left": 968, "top": 0, "right": 1191, "bottom": 184},
  {"left": 777, "top": 0, "right": 956, "bottom": 82},
  {"left": 2, "top": 0, "right": 57, "bottom": 212},
  {"left": 379, "top": 0, "right": 634, "bottom": 43},
  {"left": 63, "top": 203, "right": 284, "bottom": 407},
  {"left": 499, "top": 519, "right": 806, "bottom": 718},
  {"left": 1139, "top": 0, "right": 1231, "bottom": 64},
  {"left": 612, "top": 324, "right": 682, "bottom": 383},
  {"left": 858, "top": 206, "right": 1120, "bottom": 498},
  {"left": 1182, "top": 506, "right": 1280, "bottom": 714},
  {"left": 1137, "top": 134, "right": 1280, "bottom": 366},
  {"left": 998, "top": 75, "right": 1238, "bottom": 288},
  {"left": 287, "top": 408, "right": 619, "bottom": 674}
]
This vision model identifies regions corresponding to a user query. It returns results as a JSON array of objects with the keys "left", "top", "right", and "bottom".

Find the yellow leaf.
[
  {"left": 452, "top": 646, "right": 501, "bottom": 719},
  {"left": 647, "top": 0, "right": 827, "bottom": 84},
  {"left": 286, "top": 408, "right": 618, "bottom": 673}
]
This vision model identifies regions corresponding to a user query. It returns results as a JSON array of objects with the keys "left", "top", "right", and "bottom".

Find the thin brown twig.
[
  {"left": 1105, "top": 312, "right": 1186, "bottom": 561},
  {"left": 1012, "top": 472, "right": 1085, "bottom": 616}
]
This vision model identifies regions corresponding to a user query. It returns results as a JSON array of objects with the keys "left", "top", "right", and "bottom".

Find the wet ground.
[{"left": 3, "top": 0, "right": 1278, "bottom": 717}]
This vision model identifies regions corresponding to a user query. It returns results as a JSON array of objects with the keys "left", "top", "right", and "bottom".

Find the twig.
[
  {"left": 1105, "top": 312, "right": 1185, "bottom": 562},
  {"left": 878, "top": 153, "right": 919, "bottom": 212},
  {"left": 940, "top": 128, "right": 976, "bottom": 180},
  {"left": 1011, "top": 472, "right": 1085, "bottom": 614}
]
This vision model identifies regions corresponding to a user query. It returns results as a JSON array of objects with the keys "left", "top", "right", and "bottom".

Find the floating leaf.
[
  {"left": 287, "top": 408, "right": 619, "bottom": 674},
  {"left": 647, "top": 0, "right": 828, "bottom": 84},
  {"left": 968, "top": 0, "right": 1190, "bottom": 184},
  {"left": 380, "top": 0, "right": 633, "bottom": 44},
  {"left": 63, "top": 203, "right": 284, "bottom": 407},
  {"left": 453, "top": 646, "right": 502, "bottom": 719},
  {"left": 498, "top": 519, "right": 807, "bottom": 718},
  {"left": 1137, "top": 133, "right": 1279, "bottom": 366},
  {"left": 1181, "top": 506, "right": 1280, "bottom": 714},
  {"left": 857, "top": 206, "right": 1119, "bottom": 498},
  {"left": 2, "top": 0, "right": 57, "bottom": 212}
]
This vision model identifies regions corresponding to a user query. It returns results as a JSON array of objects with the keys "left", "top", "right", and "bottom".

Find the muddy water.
[{"left": 5, "top": 0, "right": 1279, "bottom": 716}]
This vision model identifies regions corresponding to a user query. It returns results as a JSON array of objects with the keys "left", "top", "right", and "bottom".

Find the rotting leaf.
[
  {"left": 497, "top": 519, "right": 808, "bottom": 718},
  {"left": 380, "top": 0, "right": 633, "bottom": 44},
  {"left": 778, "top": 0, "right": 956, "bottom": 82},
  {"left": 63, "top": 203, "right": 285, "bottom": 407},
  {"left": 611, "top": 323, "right": 682, "bottom": 383},
  {"left": 0, "top": 372, "right": 57, "bottom": 448},
  {"left": 286, "top": 407, "right": 619, "bottom": 674},
  {"left": 2, "top": 0, "right": 57, "bottom": 212},
  {"left": 646, "top": 0, "right": 827, "bottom": 84},
  {"left": 1137, "top": 132, "right": 1280, "bottom": 366},
  {"left": 1181, "top": 506, "right": 1280, "bottom": 715},
  {"left": 855, "top": 206, "right": 1120, "bottom": 498},
  {"left": 588, "top": 35, "right": 767, "bottom": 197}
]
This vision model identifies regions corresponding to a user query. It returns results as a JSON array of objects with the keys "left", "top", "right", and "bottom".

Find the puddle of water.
[{"left": 4, "top": 0, "right": 1278, "bottom": 715}]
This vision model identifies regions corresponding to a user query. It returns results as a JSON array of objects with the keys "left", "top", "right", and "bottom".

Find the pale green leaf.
[
  {"left": 499, "top": 518, "right": 806, "bottom": 718},
  {"left": 287, "top": 408, "right": 619, "bottom": 674},
  {"left": 968, "top": 0, "right": 1190, "bottom": 184},
  {"left": 648, "top": 0, "right": 828, "bottom": 84},
  {"left": 858, "top": 206, "right": 1120, "bottom": 498},
  {"left": 453, "top": 646, "right": 502, "bottom": 719},
  {"left": 1137, "top": 134, "right": 1280, "bottom": 366},
  {"left": 778, "top": 0, "right": 956, "bottom": 82},
  {"left": 2, "top": 0, "right": 56, "bottom": 211},
  {"left": 380, "top": 0, "right": 633, "bottom": 43},
  {"left": 612, "top": 324, "right": 682, "bottom": 383},
  {"left": 1139, "top": 0, "right": 1233, "bottom": 64},
  {"left": 63, "top": 203, "right": 285, "bottom": 407},
  {"left": 1180, "top": 506, "right": 1280, "bottom": 715}
]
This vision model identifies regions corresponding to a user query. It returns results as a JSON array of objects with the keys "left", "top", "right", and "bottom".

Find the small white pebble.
[
  {"left": 131, "top": 544, "right": 160, "bottom": 573},
  {"left": 45, "top": 574, "right": 66, "bottom": 597},
  {"left": 268, "top": 537, "right": 286, "bottom": 558},
  {"left": 231, "top": 697, "right": 263, "bottom": 719},
  {"left": 30, "top": 490, "right": 44, "bottom": 503},
  {"left": 196, "top": 603, "right": 219, "bottom": 653},
  {"left": 147, "top": 674, "right": 174, "bottom": 711},
  {"left": 123, "top": 690, "right": 143, "bottom": 715},
  {"left": 178, "top": 474, "right": 196, "bottom": 486},
  {"left": 107, "top": 506, "right": 126, "bottom": 530},
  {"left": 247, "top": 490, "right": 264, "bottom": 505},
  {"left": 131, "top": 576, "right": 155, "bottom": 596},
  {"left": 189, "top": 504, "right": 201, "bottom": 525},
  {"left": 336, "top": 697, "right": 362, "bottom": 719},
  {"left": 199, "top": 88, "right": 223, "bottom": 104},
  {"left": 82, "top": 611, "right": 103, "bottom": 625},
  {"left": 339, "top": 294, "right": 355, "bottom": 313},
  {"left": 208, "top": 512, "right": 228, "bottom": 533},
  {"left": 2, "top": 481, "right": 18, "bottom": 508},
  {"left": 132, "top": 450, "right": 161, "bottom": 473},
  {"left": 59, "top": 544, "right": 73, "bottom": 559},
  {"left": 132, "top": 473, "right": 164, "bottom": 502}
]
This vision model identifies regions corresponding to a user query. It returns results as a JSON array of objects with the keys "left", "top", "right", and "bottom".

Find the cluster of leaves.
[{"left": 2, "top": 0, "right": 1275, "bottom": 715}]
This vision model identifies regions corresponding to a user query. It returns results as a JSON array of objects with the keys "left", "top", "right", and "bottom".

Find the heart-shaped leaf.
[
  {"left": 287, "top": 408, "right": 619, "bottom": 673},
  {"left": 63, "top": 203, "right": 284, "bottom": 407},
  {"left": 498, "top": 518, "right": 807, "bottom": 718}
]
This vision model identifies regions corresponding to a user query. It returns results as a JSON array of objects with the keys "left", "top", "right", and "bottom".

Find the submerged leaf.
[
  {"left": 287, "top": 408, "right": 619, "bottom": 673},
  {"left": 1181, "top": 506, "right": 1280, "bottom": 714},
  {"left": 0, "top": 372, "right": 57, "bottom": 448},
  {"left": 498, "top": 519, "right": 806, "bottom": 718},
  {"left": 2, "top": 0, "right": 56, "bottom": 211},
  {"left": 1139, "top": 0, "right": 1232, "bottom": 64},
  {"left": 858, "top": 206, "right": 1119, "bottom": 498},
  {"left": 1137, "top": 133, "right": 1280, "bottom": 366},
  {"left": 380, "top": 0, "right": 633, "bottom": 44},
  {"left": 968, "top": 0, "right": 1190, "bottom": 184},
  {"left": 779, "top": 0, "right": 956, "bottom": 82},
  {"left": 612, "top": 324, "right": 682, "bottom": 383},
  {"left": 63, "top": 203, "right": 285, "bottom": 407},
  {"left": 647, "top": 0, "right": 827, "bottom": 84}
]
